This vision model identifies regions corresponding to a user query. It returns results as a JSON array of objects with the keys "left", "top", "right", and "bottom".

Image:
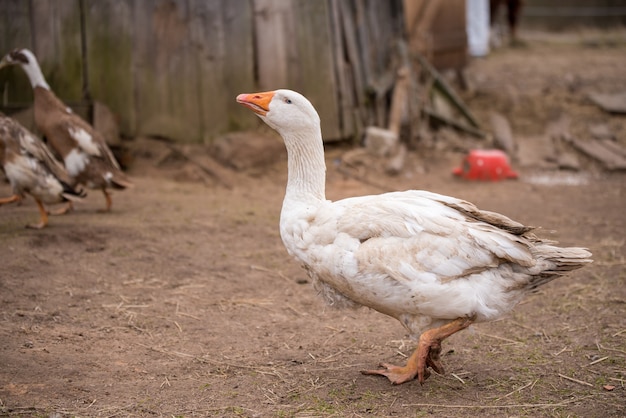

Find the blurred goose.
[
  {"left": 0, "top": 48, "right": 131, "bottom": 212},
  {"left": 237, "top": 89, "right": 592, "bottom": 385},
  {"left": 0, "top": 113, "right": 85, "bottom": 228}
]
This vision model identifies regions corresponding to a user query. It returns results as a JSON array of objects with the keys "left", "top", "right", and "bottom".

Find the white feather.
[
  {"left": 64, "top": 148, "right": 90, "bottom": 177},
  {"left": 69, "top": 127, "right": 101, "bottom": 156},
  {"left": 5, "top": 156, "right": 64, "bottom": 203}
]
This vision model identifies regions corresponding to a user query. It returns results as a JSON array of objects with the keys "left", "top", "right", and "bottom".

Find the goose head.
[
  {"left": 236, "top": 89, "right": 320, "bottom": 137},
  {"left": 237, "top": 89, "right": 326, "bottom": 200},
  {"left": 0, "top": 48, "right": 49, "bottom": 89}
]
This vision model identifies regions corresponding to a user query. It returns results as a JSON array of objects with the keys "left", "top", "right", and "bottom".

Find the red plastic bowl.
[{"left": 453, "top": 149, "right": 518, "bottom": 181}]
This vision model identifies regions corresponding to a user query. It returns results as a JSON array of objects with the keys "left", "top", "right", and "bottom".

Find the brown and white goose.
[
  {"left": 0, "top": 113, "right": 85, "bottom": 228},
  {"left": 0, "top": 48, "right": 131, "bottom": 212},
  {"left": 237, "top": 89, "right": 592, "bottom": 385}
]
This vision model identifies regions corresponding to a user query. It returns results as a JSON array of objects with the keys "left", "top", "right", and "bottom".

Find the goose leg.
[
  {"left": 98, "top": 188, "right": 112, "bottom": 212},
  {"left": 0, "top": 194, "right": 21, "bottom": 205},
  {"left": 48, "top": 201, "right": 73, "bottom": 215},
  {"left": 362, "top": 316, "right": 474, "bottom": 385},
  {"left": 26, "top": 198, "right": 48, "bottom": 229}
]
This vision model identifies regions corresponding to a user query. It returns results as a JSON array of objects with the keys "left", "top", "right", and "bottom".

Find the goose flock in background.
[
  {"left": 0, "top": 112, "right": 85, "bottom": 228},
  {"left": 237, "top": 89, "right": 592, "bottom": 384},
  {"left": 0, "top": 48, "right": 131, "bottom": 216}
]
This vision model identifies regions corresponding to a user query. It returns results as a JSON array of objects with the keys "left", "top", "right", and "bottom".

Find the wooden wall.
[
  {"left": 522, "top": 0, "right": 626, "bottom": 29},
  {"left": 404, "top": 0, "right": 468, "bottom": 71},
  {"left": 0, "top": 0, "right": 406, "bottom": 143}
]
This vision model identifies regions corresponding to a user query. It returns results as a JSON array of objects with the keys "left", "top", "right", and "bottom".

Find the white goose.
[
  {"left": 236, "top": 89, "right": 592, "bottom": 385},
  {"left": 0, "top": 48, "right": 131, "bottom": 212}
]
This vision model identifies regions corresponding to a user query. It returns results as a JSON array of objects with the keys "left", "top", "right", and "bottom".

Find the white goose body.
[
  {"left": 282, "top": 190, "right": 537, "bottom": 330},
  {"left": 237, "top": 89, "right": 592, "bottom": 385}
]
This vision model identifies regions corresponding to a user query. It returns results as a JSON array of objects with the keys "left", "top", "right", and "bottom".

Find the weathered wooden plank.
[
  {"left": 599, "top": 139, "right": 626, "bottom": 160},
  {"left": 132, "top": 0, "right": 204, "bottom": 142},
  {"left": 328, "top": 0, "right": 355, "bottom": 139},
  {"left": 403, "top": 0, "right": 427, "bottom": 39},
  {"left": 191, "top": 0, "right": 256, "bottom": 141},
  {"left": 219, "top": 0, "right": 257, "bottom": 136},
  {"left": 290, "top": 0, "right": 341, "bottom": 140},
  {"left": 565, "top": 136, "right": 626, "bottom": 171},
  {"left": 84, "top": 0, "right": 135, "bottom": 135},
  {"left": 490, "top": 112, "right": 516, "bottom": 156},
  {"left": 338, "top": 1, "right": 365, "bottom": 108},
  {"left": 187, "top": 0, "right": 223, "bottom": 141},
  {"left": 404, "top": 0, "right": 440, "bottom": 62},
  {"left": 0, "top": 0, "right": 33, "bottom": 106},
  {"left": 428, "top": 0, "right": 466, "bottom": 70},
  {"left": 354, "top": 0, "right": 371, "bottom": 87},
  {"left": 0, "top": 0, "right": 83, "bottom": 106},
  {"left": 31, "top": 0, "right": 84, "bottom": 102},
  {"left": 0, "top": 0, "right": 32, "bottom": 53},
  {"left": 365, "top": 0, "right": 403, "bottom": 76},
  {"left": 388, "top": 67, "right": 409, "bottom": 136},
  {"left": 253, "top": 0, "right": 290, "bottom": 89},
  {"left": 254, "top": 0, "right": 343, "bottom": 139},
  {"left": 417, "top": 52, "right": 480, "bottom": 129},
  {"left": 404, "top": 0, "right": 466, "bottom": 70}
]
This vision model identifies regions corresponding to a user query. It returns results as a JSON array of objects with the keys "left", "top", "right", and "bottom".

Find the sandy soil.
[{"left": 1, "top": 31, "right": 625, "bottom": 417}]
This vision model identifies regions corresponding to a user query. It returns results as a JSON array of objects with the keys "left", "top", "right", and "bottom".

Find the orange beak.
[{"left": 236, "top": 91, "right": 275, "bottom": 116}]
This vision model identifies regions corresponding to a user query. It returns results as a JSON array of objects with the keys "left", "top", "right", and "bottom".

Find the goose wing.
[
  {"left": 64, "top": 117, "right": 121, "bottom": 169},
  {"left": 331, "top": 190, "right": 536, "bottom": 280},
  {"left": 17, "top": 122, "right": 72, "bottom": 183}
]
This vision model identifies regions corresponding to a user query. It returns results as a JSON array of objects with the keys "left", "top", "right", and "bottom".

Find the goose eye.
[{"left": 284, "top": 98, "right": 292, "bottom": 104}]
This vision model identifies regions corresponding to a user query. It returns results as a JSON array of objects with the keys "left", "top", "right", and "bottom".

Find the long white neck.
[
  {"left": 282, "top": 126, "right": 327, "bottom": 202},
  {"left": 20, "top": 57, "right": 50, "bottom": 90}
]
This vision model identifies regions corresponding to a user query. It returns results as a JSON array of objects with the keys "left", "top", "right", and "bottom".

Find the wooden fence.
[
  {"left": 0, "top": 0, "right": 409, "bottom": 143},
  {"left": 523, "top": 0, "right": 626, "bottom": 29}
]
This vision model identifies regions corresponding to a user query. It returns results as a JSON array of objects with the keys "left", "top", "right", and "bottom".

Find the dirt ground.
[{"left": 1, "top": 30, "right": 625, "bottom": 417}]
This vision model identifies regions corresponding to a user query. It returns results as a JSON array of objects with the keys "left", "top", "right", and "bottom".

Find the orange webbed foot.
[
  {"left": 362, "top": 317, "right": 474, "bottom": 385},
  {"left": 425, "top": 341, "right": 445, "bottom": 375},
  {"left": 361, "top": 362, "right": 430, "bottom": 385},
  {"left": 26, "top": 221, "right": 46, "bottom": 229},
  {"left": 48, "top": 201, "right": 73, "bottom": 216}
]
